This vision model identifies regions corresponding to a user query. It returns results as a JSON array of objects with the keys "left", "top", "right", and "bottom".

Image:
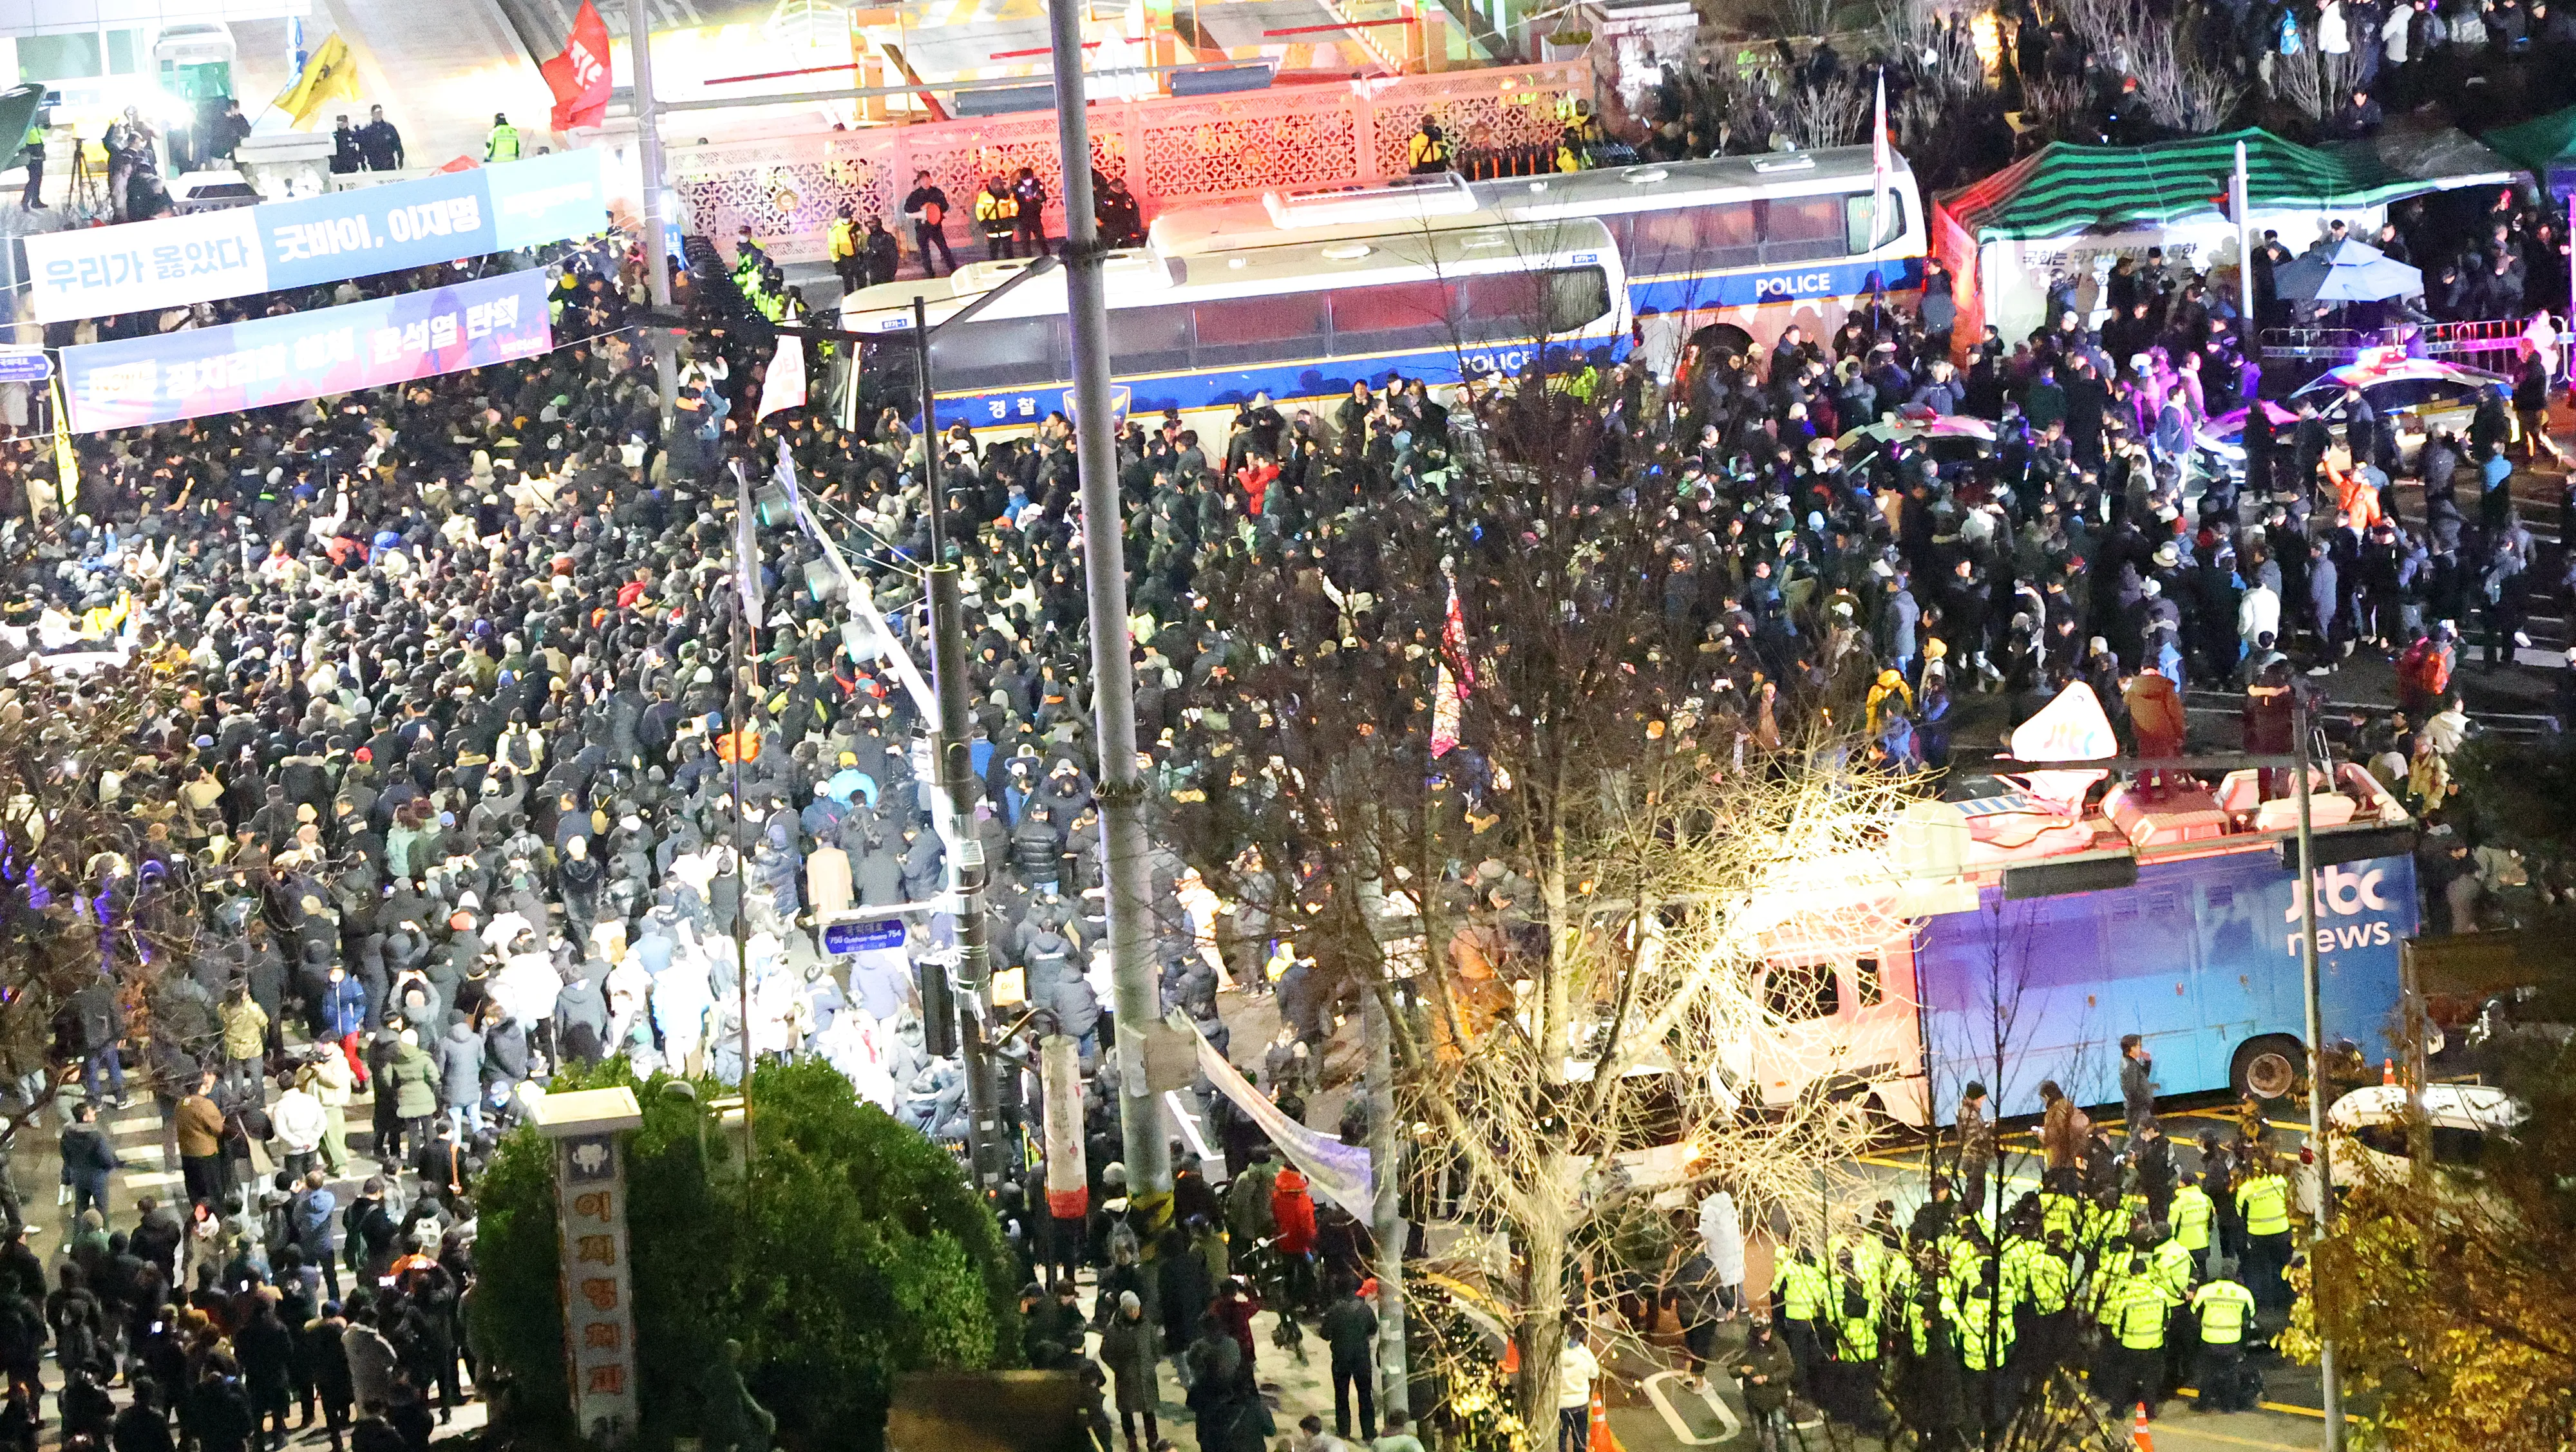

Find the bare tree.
[
  {"left": 1777, "top": 0, "right": 1844, "bottom": 42},
  {"left": 1779, "top": 74, "right": 1871, "bottom": 149},
  {"left": 1163, "top": 370, "right": 1920, "bottom": 1432},
  {"left": 0, "top": 652, "right": 204, "bottom": 1142},
  {"left": 2125, "top": 24, "right": 2246, "bottom": 131}
]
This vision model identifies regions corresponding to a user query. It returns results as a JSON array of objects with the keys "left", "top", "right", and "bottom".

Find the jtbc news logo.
[{"left": 2282, "top": 865, "right": 2394, "bottom": 956}]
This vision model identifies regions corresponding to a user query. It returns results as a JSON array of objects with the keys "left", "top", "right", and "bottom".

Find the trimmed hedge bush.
[{"left": 470, "top": 1057, "right": 1019, "bottom": 1451}]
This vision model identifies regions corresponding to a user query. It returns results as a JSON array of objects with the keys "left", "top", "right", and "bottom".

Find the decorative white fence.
[{"left": 667, "top": 61, "right": 1593, "bottom": 263}]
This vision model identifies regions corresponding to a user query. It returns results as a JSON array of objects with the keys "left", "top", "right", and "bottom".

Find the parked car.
[
  {"left": 1833, "top": 413, "right": 1996, "bottom": 473},
  {"left": 2325, "top": 1081, "right": 2527, "bottom": 1189},
  {"left": 2190, "top": 356, "right": 2505, "bottom": 487}
]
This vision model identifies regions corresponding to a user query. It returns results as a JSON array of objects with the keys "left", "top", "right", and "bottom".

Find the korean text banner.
[
  {"left": 62, "top": 270, "right": 553, "bottom": 433},
  {"left": 25, "top": 150, "right": 607, "bottom": 325}
]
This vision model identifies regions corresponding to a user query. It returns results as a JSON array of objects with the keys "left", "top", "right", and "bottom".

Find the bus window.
[
  {"left": 1854, "top": 956, "right": 1882, "bottom": 1006},
  {"left": 935, "top": 314, "right": 1066, "bottom": 391},
  {"left": 1762, "top": 194, "right": 1845, "bottom": 263},
  {"left": 1763, "top": 964, "right": 1842, "bottom": 1021},
  {"left": 1626, "top": 209, "right": 1700, "bottom": 276},
  {"left": 1459, "top": 267, "right": 1611, "bottom": 339},
  {"left": 1193, "top": 292, "right": 1327, "bottom": 367},
  {"left": 1108, "top": 303, "right": 1193, "bottom": 373},
  {"left": 1690, "top": 200, "right": 1760, "bottom": 268},
  {"left": 1325, "top": 280, "right": 1454, "bottom": 356},
  {"left": 1846, "top": 191, "right": 1906, "bottom": 254},
  {"left": 1540, "top": 266, "right": 1613, "bottom": 333}
]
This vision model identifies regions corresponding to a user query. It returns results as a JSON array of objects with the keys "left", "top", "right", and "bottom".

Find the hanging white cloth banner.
[{"left": 1188, "top": 1020, "right": 1375, "bottom": 1217}]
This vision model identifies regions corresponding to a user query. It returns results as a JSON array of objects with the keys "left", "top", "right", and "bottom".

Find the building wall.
[{"left": 665, "top": 59, "right": 1593, "bottom": 263}]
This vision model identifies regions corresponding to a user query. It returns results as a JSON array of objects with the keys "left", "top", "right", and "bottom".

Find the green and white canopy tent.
[{"left": 1929, "top": 127, "right": 2499, "bottom": 344}]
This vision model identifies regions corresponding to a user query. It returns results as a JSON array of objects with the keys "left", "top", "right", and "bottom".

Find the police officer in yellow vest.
[
  {"left": 2170, "top": 1173, "right": 2217, "bottom": 1279},
  {"left": 2233, "top": 1154, "right": 2294, "bottom": 1314},
  {"left": 1555, "top": 126, "right": 1586, "bottom": 174},
  {"left": 486, "top": 113, "right": 520, "bottom": 162},
  {"left": 1406, "top": 117, "right": 1452, "bottom": 174},
  {"left": 826, "top": 207, "right": 861, "bottom": 293},
  {"left": 2190, "top": 1257, "right": 2260, "bottom": 1411},
  {"left": 974, "top": 176, "right": 1018, "bottom": 259},
  {"left": 2002, "top": 1220, "right": 2075, "bottom": 1366},
  {"left": 1776, "top": 1247, "right": 1829, "bottom": 1399},
  {"left": 2099, "top": 1253, "right": 2179, "bottom": 1420},
  {"left": 17, "top": 115, "right": 43, "bottom": 211},
  {"left": 2147, "top": 1223, "right": 2199, "bottom": 1397},
  {"left": 1953, "top": 1269, "right": 2015, "bottom": 1432},
  {"left": 1822, "top": 1247, "right": 1882, "bottom": 1429}
]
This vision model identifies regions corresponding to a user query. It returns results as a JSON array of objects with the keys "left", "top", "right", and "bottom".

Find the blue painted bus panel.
[
  {"left": 1913, "top": 850, "right": 2418, "bottom": 1120},
  {"left": 925, "top": 254, "right": 1924, "bottom": 425},
  {"left": 939, "top": 339, "right": 1595, "bottom": 426},
  {"left": 1629, "top": 256, "right": 1926, "bottom": 314}
]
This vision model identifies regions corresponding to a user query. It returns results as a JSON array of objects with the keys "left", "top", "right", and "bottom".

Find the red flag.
[{"left": 541, "top": 0, "right": 613, "bottom": 132}]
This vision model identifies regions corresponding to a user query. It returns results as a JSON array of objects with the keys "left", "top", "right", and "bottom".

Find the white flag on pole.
[
  {"left": 1871, "top": 73, "right": 1892, "bottom": 249},
  {"left": 734, "top": 464, "right": 763, "bottom": 632},
  {"left": 757, "top": 331, "right": 806, "bottom": 420}
]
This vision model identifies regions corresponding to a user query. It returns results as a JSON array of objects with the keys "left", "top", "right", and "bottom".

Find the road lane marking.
[{"left": 1640, "top": 1371, "right": 1741, "bottom": 1444}]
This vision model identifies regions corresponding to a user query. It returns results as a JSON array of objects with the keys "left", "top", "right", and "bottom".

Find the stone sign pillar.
[{"left": 532, "top": 1086, "right": 647, "bottom": 1447}]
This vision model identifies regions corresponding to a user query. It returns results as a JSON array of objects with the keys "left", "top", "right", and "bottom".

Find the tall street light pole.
[
  {"left": 624, "top": 0, "right": 679, "bottom": 424},
  {"left": 1046, "top": 0, "right": 1171, "bottom": 1207},
  {"left": 2290, "top": 692, "right": 2345, "bottom": 1452},
  {"left": 912, "top": 294, "right": 1007, "bottom": 1198}
]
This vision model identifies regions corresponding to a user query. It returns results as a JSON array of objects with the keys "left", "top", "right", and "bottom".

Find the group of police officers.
[{"left": 1757, "top": 1143, "right": 2294, "bottom": 1442}]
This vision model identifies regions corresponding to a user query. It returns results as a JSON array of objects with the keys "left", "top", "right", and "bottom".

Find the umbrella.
[{"left": 2271, "top": 238, "right": 2423, "bottom": 303}]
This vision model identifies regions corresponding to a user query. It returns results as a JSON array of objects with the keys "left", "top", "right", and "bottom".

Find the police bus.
[
  {"left": 837, "top": 215, "right": 1628, "bottom": 433},
  {"left": 1148, "top": 146, "right": 1929, "bottom": 369}
]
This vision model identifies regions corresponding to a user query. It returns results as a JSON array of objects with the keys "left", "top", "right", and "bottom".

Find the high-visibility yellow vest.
[
  {"left": 2111, "top": 1279, "right": 2172, "bottom": 1350},
  {"left": 2192, "top": 1279, "right": 2257, "bottom": 1345},
  {"left": 2237, "top": 1174, "right": 2291, "bottom": 1237},
  {"left": 2039, "top": 1192, "right": 2079, "bottom": 1242},
  {"left": 976, "top": 191, "right": 1016, "bottom": 227},
  {"left": 487, "top": 124, "right": 520, "bottom": 161},
  {"left": 1955, "top": 1292, "right": 2012, "bottom": 1372},
  {"left": 826, "top": 219, "right": 857, "bottom": 261},
  {"left": 1779, "top": 1259, "right": 1827, "bottom": 1321},
  {"left": 2081, "top": 1199, "right": 2128, "bottom": 1253},
  {"left": 1830, "top": 1280, "right": 1879, "bottom": 1361},
  {"left": 2005, "top": 1240, "right": 2072, "bottom": 1313},
  {"left": 2150, "top": 1239, "right": 2195, "bottom": 1301},
  {"left": 2171, "top": 1185, "right": 2214, "bottom": 1251},
  {"left": 1406, "top": 131, "right": 1451, "bottom": 169},
  {"left": 1904, "top": 1296, "right": 1935, "bottom": 1357}
]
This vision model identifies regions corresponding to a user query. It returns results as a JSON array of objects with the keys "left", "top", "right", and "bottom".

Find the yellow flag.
[
  {"left": 273, "top": 33, "right": 363, "bottom": 132},
  {"left": 46, "top": 377, "right": 75, "bottom": 520}
]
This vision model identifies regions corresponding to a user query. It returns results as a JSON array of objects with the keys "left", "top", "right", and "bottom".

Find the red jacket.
[{"left": 1271, "top": 1167, "right": 1316, "bottom": 1254}]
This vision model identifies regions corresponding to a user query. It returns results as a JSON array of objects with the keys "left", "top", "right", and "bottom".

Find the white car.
[
  {"left": 2190, "top": 355, "right": 2506, "bottom": 487},
  {"left": 2324, "top": 1081, "right": 2526, "bottom": 1188},
  {"left": 1833, "top": 413, "right": 1996, "bottom": 476}
]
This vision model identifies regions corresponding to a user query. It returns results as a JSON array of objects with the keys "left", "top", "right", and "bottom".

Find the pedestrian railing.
[{"left": 2257, "top": 317, "right": 2533, "bottom": 376}]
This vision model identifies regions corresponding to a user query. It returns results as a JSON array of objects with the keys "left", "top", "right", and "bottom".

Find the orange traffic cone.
[
  {"left": 2382, "top": 1057, "right": 2397, "bottom": 1085},
  {"left": 1589, "top": 1385, "right": 1622, "bottom": 1452},
  {"left": 2132, "top": 1401, "right": 2156, "bottom": 1450}
]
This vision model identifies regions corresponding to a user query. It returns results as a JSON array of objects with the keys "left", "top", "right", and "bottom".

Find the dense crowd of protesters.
[{"left": 3, "top": 10, "right": 2575, "bottom": 1442}]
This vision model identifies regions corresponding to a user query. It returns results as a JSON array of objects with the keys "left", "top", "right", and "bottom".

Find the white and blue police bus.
[
  {"left": 1472, "top": 146, "right": 1927, "bottom": 365},
  {"left": 837, "top": 214, "right": 1628, "bottom": 433},
  {"left": 1147, "top": 146, "right": 1927, "bottom": 369}
]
